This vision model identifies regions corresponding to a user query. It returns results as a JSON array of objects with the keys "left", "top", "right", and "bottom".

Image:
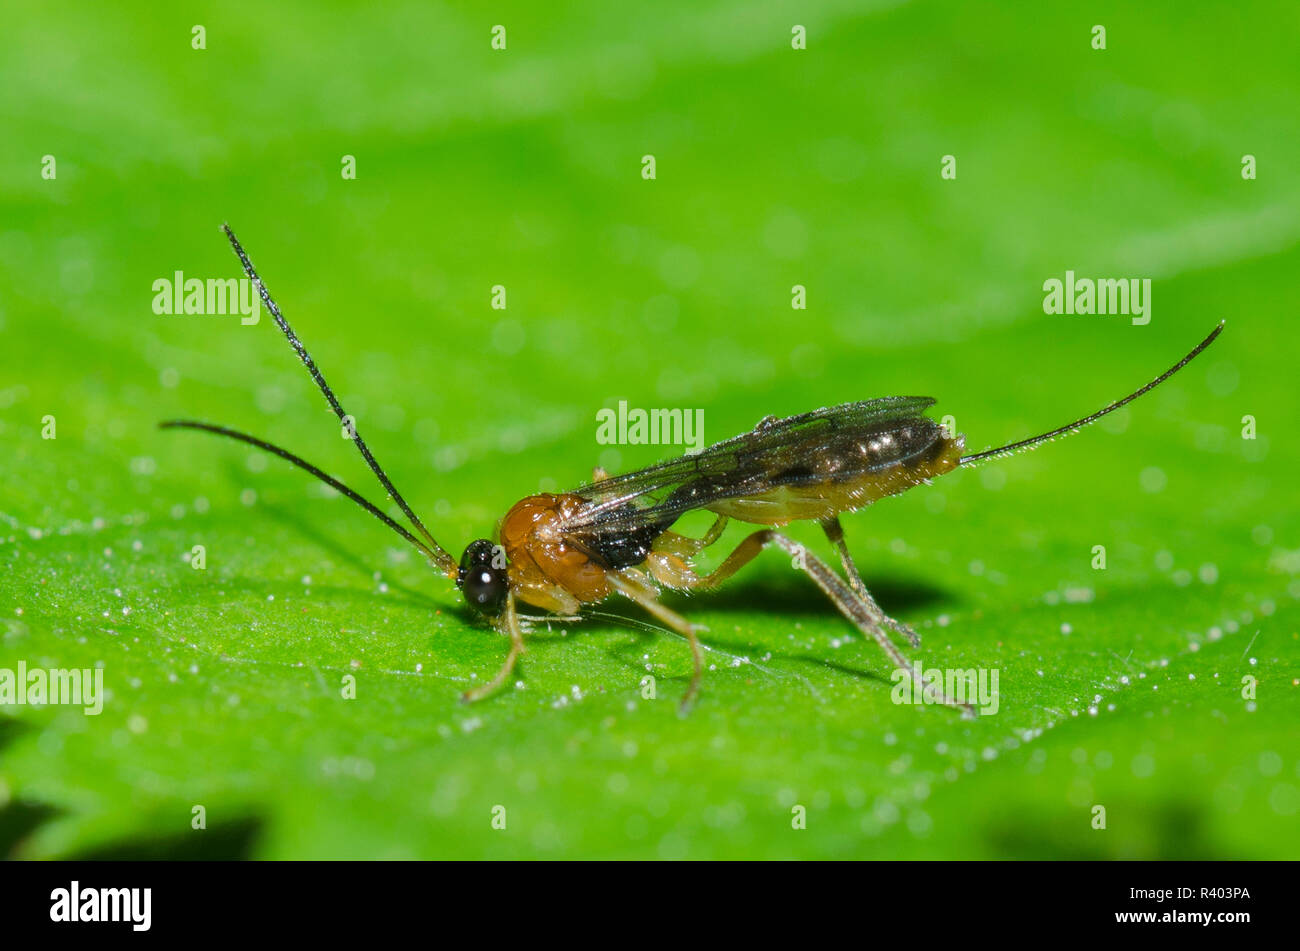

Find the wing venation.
[{"left": 561, "top": 396, "right": 941, "bottom": 535}]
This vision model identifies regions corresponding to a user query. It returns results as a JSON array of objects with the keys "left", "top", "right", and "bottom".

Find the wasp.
[{"left": 163, "top": 226, "right": 1223, "bottom": 714}]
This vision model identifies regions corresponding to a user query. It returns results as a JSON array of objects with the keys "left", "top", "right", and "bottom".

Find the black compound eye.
[
  {"left": 457, "top": 539, "right": 507, "bottom": 615},
  {"left": 462, "top": 567, "right": 506, "bottom": 613}
]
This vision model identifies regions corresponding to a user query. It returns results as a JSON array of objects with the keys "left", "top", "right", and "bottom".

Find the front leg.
[{"left": 462, "top": 592, "right": 527, "bottom": 703}]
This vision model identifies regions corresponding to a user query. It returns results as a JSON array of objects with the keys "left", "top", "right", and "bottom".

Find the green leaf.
[{"left": 2, "top": 0, "right": 1297, "bottom": 859}]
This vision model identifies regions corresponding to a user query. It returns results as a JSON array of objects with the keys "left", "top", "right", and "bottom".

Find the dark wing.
[{"left": 559, "top": 396, "right": 940, "bottom": 535}]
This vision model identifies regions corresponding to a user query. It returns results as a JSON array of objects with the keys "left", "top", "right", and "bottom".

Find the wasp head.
[{"left": 455, "top": 538, "right": 508, "bottom": 616}]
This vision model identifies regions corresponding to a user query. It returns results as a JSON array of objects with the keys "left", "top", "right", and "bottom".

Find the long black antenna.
[
  {"left": 959, "top": 322, "right": 1224, "bottom": 467},
  {"left": 159, "top": 420, "right": 446, "bottom": 566},
  {"left": 219, "top": 224, "right": 456, "bottom": 573}
]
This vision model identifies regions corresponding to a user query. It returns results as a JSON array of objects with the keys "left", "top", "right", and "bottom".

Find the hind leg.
[
  {"left": 653, "top": 528, "right": 970, "bottom": 715},
  {"left": 759, "top": 530, "right": 969, "bottom": 714},
  {"left": 649, "top": 522, "right": 918, "bottom": 652},
  {"left": 820, "top": 516, "right": 921, "bottom": 648}
]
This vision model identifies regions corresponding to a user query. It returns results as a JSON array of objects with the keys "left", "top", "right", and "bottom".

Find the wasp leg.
[
  {"left": 692, "top": 530, "right": 972, "bottom": 716},
  {"left": 607, "top": 568, "right": 706, "bottom": 714},
  {"left": 650, "top": 523, "right": 918, "bottom": 650},
  {"left": 820, "top": 516, "right": 921, "bottom": 648},
  {"left": 462, "top": 592, "right": 527, "bottom": 703},
  {"left": 653, "top": 514, "right": 729, "bottom": 558},
  {"left": 513, "top": 581, "right": 582, "bottom": 616},
  {"left": 645, "top": 515, "right": 729, "bottom": 589}
]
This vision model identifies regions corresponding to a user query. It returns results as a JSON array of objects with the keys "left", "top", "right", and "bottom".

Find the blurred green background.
[{"left": 2, "top": 1, "right": 1297, "bottom": 859}]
